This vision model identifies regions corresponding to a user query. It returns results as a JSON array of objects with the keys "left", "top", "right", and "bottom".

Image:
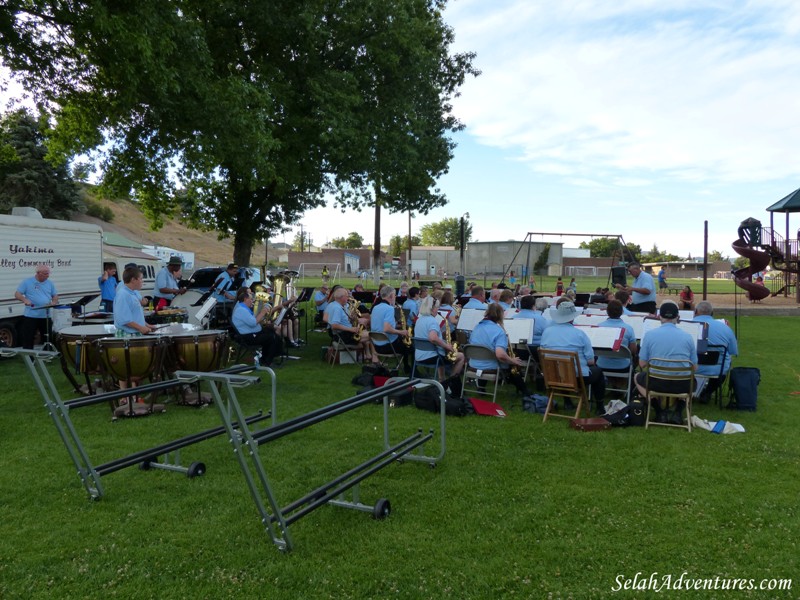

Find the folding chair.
[
  {"left": 411, "top": 338, "right": 444, "bottom": 380},
  {"left": 595, "top": 346, "right": 634, "bottom": 404},
  {"left": 225, "top": 328, "right": 262, "bottom": 366},
  {"left": 328, "top": 331, "right": 361, "bottom": 366},
  {"left": 537, "top": 348, "right": 590, "bottom": 422},
  {"left": 369, "top": 331, "right": 404, "bottom": 374},
  {"left": 461, "top": 344, "right": 501, "bottom": 404},
  {"left": 522, "top": 344, "right": 542, "bottom": 386},
  {"left": 697, "top": 344, "right": 728, "bottom": 406},
  {"left": 642, "top": 359, "right": 696, "bottom": 432}
]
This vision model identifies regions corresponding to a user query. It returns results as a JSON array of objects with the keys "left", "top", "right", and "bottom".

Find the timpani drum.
[
  {"left": 57, "top": 325, "right": 118, "bottom": 392},
  {"left": 167, "top": 329, "right": 228, "bottom": 373},
  {"left": 95, "top": 335, "right": 165, "bottom": 385}
]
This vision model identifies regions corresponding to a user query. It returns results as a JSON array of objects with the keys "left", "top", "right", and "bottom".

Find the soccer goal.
[{"left": 567, "top": 266, "right": 597, "bottom": 277}]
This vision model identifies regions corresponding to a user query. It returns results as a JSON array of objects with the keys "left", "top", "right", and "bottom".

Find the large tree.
[
  {"left": 388, "top": 233, "right": 421, "bottom": 258},
  {"left": 419, "top": 216, "right": 472, "bottom": 249},
  {"left": 1, "top": 1, "right": 475, "bottom": 267},
  {"left": 579, "top": 237, "right": 641, "bottom": 261},
  {"left": 322, "top": 0, "right": 477, "bottom": 283},
  {"left": 0, "top": 108, "right": 81, "bottom": 218}
]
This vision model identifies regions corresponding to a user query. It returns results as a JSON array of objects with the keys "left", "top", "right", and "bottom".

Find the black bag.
[
  {"left": 413, "top": 385, "right": 474, "bottom": 416},
  {"left": 727, "top": 367, "right": 760, "bottom": 411},
  {"left": 351, "top": 364, "right": 390, "bottom": 388},
  {"left": 627, "top": 398, "right": 646, "bottom": 426},
  {"left": 602, "top": 406, "right": 629, "bottom": 427}
]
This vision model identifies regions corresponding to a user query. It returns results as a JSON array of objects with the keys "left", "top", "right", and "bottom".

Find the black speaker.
[{"left": 611, "top": 266, "right": 627, "bottom": 287}]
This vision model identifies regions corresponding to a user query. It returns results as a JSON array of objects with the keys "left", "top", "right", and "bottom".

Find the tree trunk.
[{"left": 233, "top": 234, "right": 254, "bottom": 268}]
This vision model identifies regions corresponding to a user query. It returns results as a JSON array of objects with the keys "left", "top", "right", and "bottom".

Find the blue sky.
[{"left": 298, "top": 0, "right": 800, "bottom": 259}]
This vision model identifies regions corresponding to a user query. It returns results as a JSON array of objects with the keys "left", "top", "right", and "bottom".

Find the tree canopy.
[
  {"left": 419, "top": 217, "right": 473, "bottom": 249},
  {"left": 1, "top": 0, "right": 476, "bottom": 266},
  {"left": 0, "top": 108, "right": 81, "bottom": 218},
  {"left": 330, "top": 232, "right": 365, "bottom": 249},
  {"left": 578, "top": 237, "right": 641, "bottom": 261},
  {"left": 388, "top": 233, "right": 421, "bottom": 258}
]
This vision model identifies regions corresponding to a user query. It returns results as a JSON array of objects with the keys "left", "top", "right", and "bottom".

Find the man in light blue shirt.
[
  {"left": 154, "top": 256, "right": 186, "bottom": 308},
  {"left": 15, "top": 265, "right": 59, "bottom": 349},
  {"left": 402, "top": 287, "right": 421, "bottom": 320},
  {"left": 98, "top": 263, "right": 118, "bottom": 312},
  {"left": 370, "top": 285, "right": 411, "bottom": 371},
  {"left": 463, "top": 285, "right": 488, "bottom": 310},
  {"left": 115, "top": 266, "right": 157, "bottom": 336},
  {"left": 693, "top": 301, "right": 738, "bottom": 399},
  {"left": 596, "top": 300, "right": 637, "bottom": 371},
  {"left": 231, "top": 287, "right": 281, "bottom": 367},
  {"left": 635, "top": 301, "right": 697, "bottom": 423},
  {"left": 211, "top": 263, "right": 238, "bottom": 303},
  {"left": 541, "top": 301, "right": 605, "bottom": 408},
  {"left": 615, "top": 262, "right": 656, "bottom": 314}
]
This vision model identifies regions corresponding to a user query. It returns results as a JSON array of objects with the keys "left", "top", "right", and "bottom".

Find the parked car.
[{"left": 182, "top": 266, "right": 260, "bottom": 293}]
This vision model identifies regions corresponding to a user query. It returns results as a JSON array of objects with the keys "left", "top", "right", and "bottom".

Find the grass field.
[{"left": 1, "top": 307, "right": 798, "bottom": 599}]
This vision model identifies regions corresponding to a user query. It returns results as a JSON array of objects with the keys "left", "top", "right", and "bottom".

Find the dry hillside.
[{"left": 72, "top": 196, "right": 270, "bottom": 268}]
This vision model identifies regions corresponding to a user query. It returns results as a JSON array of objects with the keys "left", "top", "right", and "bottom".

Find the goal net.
[{"left": 567, "top": 266, "right": 597, "bottom": 277}]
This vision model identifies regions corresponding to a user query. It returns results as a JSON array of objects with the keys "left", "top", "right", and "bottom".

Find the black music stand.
[
  {"left": 295, "top": 287, "right": 315, "bottom": 344},
  {"left": 72, "top": 294, "right": 100, "bottom": 319}
]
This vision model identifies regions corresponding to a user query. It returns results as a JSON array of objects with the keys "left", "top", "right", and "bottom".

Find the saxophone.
[
  {"left": 398, "top": 306, "right": 412, "bottom": 347},
  {"left": 443, "top": 317, "right": 458, "bottom": 362},
  {"left": 348, "top": 298, "right": 364, "bottom": 338}
]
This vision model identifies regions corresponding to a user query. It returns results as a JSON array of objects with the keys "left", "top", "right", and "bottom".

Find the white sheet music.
[
  {"left": 641, "top": 318, "right": 706, "bottom": 343},
  {"left": 574, "top": 325, "right": 625, "bottom": 350},
  {"left": 455, "top": 308, "right": 485, "bottom": 331},
  {"left": 504, "top": 319, "right": 534, "bottom": 344},
  {"left": 194, "top": 296, "right": 217, "bottom": 326},
  {"left": 504, "top": 307, "right": 518, "bottom": 320}
]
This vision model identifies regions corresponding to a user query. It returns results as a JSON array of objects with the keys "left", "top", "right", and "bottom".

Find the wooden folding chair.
[
  {"left": 642, "top": 359, "right": 696, "bottom": 432},
  {"left": 537, "top": 348, "right": 589, "bottom": 422}
]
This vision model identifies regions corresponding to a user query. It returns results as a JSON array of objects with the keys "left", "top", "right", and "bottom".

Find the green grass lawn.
[{"left": 1, "top": 312, "right": 798, "bottom": 599}]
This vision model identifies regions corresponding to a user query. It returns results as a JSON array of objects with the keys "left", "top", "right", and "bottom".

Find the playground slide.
[{"left": 731, "top": 239, "right": 771, "bottom": 301}]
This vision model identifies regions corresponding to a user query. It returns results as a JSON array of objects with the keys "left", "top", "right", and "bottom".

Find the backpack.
[
  {"left": 413, "top": 384, "right": 474, "bottom": 416},
  {"left": 727, "top": 367, "right": 760, "bottom": 411},
  {"left": 627, "top": 398, "right": 646, "bottom": 427}
]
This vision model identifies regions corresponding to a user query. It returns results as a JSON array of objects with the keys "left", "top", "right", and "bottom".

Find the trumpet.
[{"left": 503, "top": 327, "right": 521, "bottom": 376}]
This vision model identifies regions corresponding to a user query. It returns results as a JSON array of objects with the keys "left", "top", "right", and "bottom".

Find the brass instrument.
[
  {"left": 348, "top": 298, "right": 364, "bottom": 338},
  {"left": 252, "top": 284, "right": 272, "bottom": 325},
  {"left": 398, "top": 307, "right": 412, "bottom": 348},
  {"left": 503, "top": 327, "right": 520, "bottom": 376},
  {"left": 443, "top": 317, "right": 458, "bottom": 362}
]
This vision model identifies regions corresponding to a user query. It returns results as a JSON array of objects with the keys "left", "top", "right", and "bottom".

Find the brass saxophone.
[
  {"left": 398, "top": 307, "right": 412, "bottom": 347},
  {"left": 348, "top": 298, "right": 364, "bottom": 338},
  {"left": 443, "top": 317, "right": 458, "bottom": 362}
]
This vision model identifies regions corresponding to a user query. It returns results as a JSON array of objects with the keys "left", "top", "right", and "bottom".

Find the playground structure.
[{"left": 731, "top": 188, "right": 800, "bottom": 302}]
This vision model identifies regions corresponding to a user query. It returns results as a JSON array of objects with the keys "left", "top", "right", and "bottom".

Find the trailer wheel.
[
  {"left": 187, "top": 462, "right": 206, "bottom": 478},
  {"left": 372, "top": 498, "right": 391, "bottom": 520},
  {"left": 139, "top": 459, "right": 153, "bottom": 471},
  {"left": 0, "top": 320, "right": 17, "bottom": 348}
]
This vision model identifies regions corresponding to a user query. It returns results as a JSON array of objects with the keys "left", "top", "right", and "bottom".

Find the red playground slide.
[{"left": 731, "top": 239, "right": 771, "bottom": 301}]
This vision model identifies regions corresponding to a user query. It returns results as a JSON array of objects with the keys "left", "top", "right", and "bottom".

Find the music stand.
[
  {"left": 194, "top": 296, "right": 217, "bottom": 329},
  {"left": 351, "top": 291, "right": 374, "bottom": 306},
  {"left": 296, "top": 287, "right": 316, "bottom": 343},
  {"left": 72, "top": 294, "right": 100, "bottom": 319}
]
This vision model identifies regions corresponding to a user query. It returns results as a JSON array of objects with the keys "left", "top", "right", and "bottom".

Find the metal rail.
[{"left": 174, "top": 370, "right": 446, "bottom": 552}]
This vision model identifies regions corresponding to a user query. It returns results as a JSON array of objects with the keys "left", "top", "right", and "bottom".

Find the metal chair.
[
  {"left": 642, "top": 359, "right": 696, "bottom": 432},
  {"left": 411, "top": 338, "right": 443, "bottom": 380},
  {"left": 369, "top": 331, "right": 405, "bottom": 374},
  {"left": 461, "top": 344, "right": 501, "bottom": 404},
  {"left": 537, "top": 348, "right": 589, "bottom": 422},
  {"left": 328, "top": 331, "right": 361, "bottom": 366},
  {"left": 595, "top": 346, "right": 634, "bottom": 404},
  {"left": 697, "top": 344, "right": 728, "bottom": 406}
]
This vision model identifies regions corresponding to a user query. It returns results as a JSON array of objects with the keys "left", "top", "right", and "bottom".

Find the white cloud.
[{"left": 446, "top": 0, "right": 800, "bottom": 185}]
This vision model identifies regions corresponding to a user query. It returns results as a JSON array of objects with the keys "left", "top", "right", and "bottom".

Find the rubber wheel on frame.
[
  {"left": 372, "top": 498, "right": 391, "bottom": 520},
  {"left": 187, "top": 462, "right": 206, "bottom": 478}
]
